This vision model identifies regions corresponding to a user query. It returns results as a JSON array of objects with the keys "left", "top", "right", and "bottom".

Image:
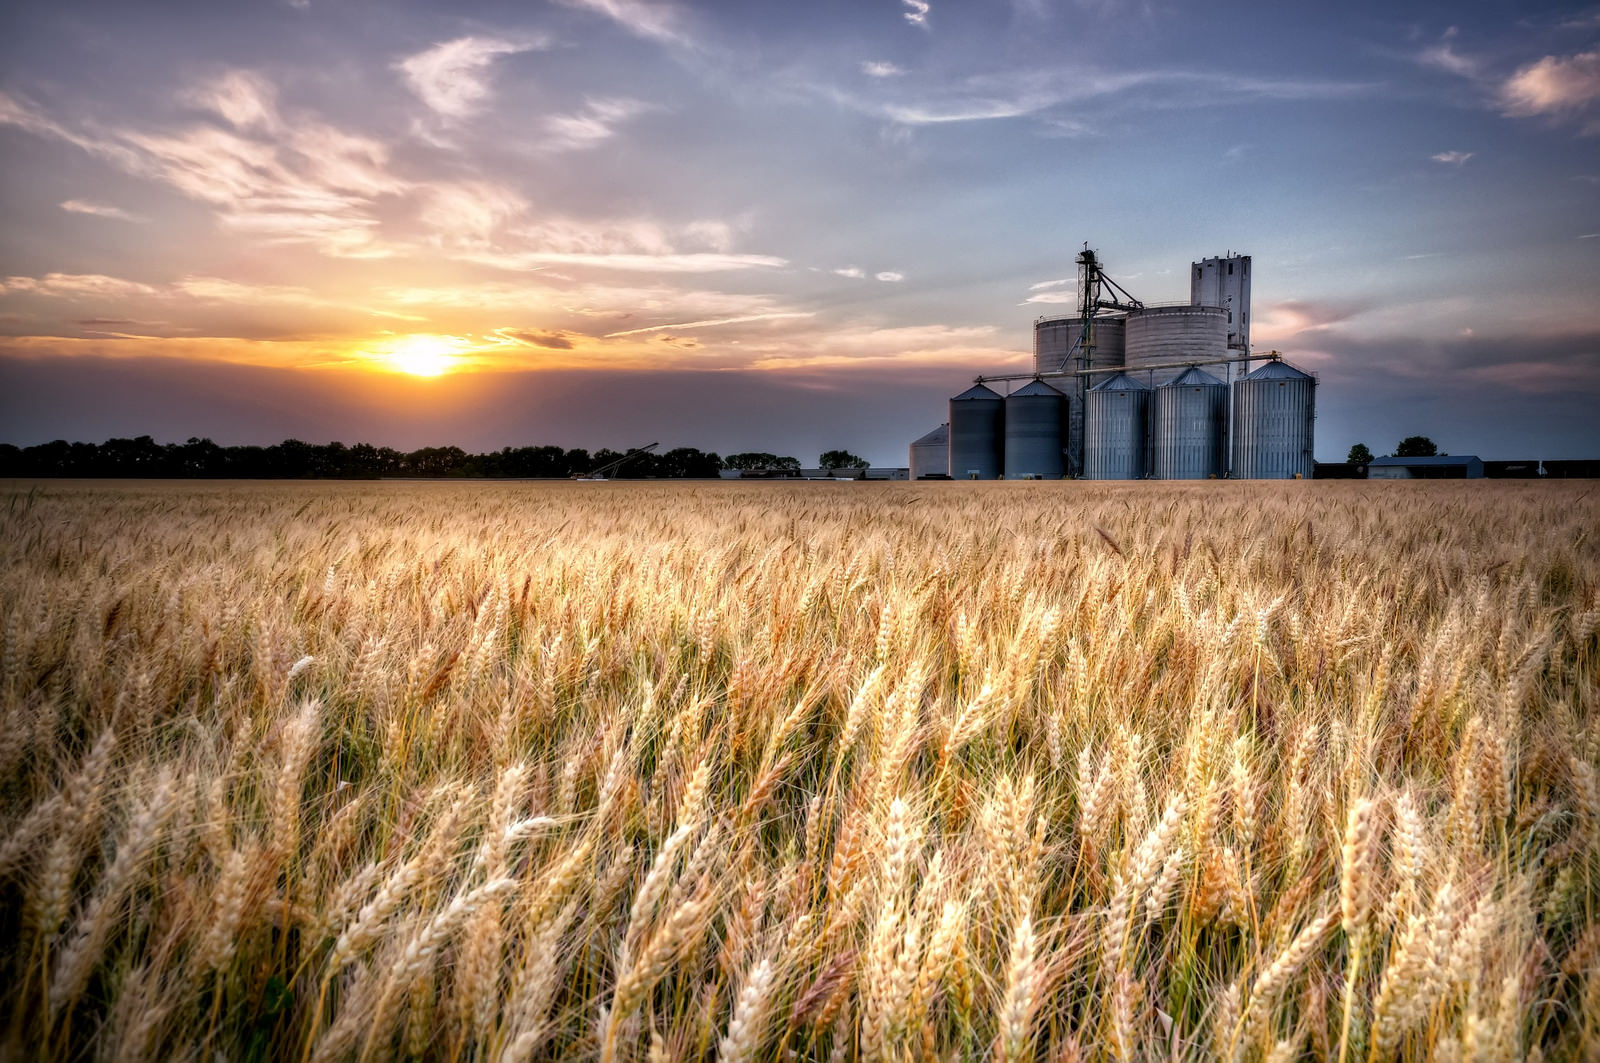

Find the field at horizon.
[{"left": 1, "top": 480, "right": 1596, "bottom": 1061}]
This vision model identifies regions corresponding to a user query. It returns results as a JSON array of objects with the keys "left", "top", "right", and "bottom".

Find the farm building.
[{"left": 1367, "top": 455, "right": 1485, "bottom": 479}]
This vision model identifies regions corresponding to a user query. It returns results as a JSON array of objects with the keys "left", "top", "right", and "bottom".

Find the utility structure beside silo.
[{"left": 910, "top": 245, "right": 1316, "bottom": 480}]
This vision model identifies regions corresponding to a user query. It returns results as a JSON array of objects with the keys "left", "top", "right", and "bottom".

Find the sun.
[{"left": 385, "top": 334, "right": 462, "bottom": 377}]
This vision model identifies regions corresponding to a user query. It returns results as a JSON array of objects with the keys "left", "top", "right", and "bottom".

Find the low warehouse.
[{"left": 1367, "top": 455, "right": 1485, "bottom": 479}]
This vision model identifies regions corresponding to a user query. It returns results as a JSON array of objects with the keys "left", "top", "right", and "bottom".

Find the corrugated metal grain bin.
[
  {"left": 1004, "top": 380, "right": 1066, "bottom": 479},
  {"left": 1083, "top": 371, "right": 1149, "bottom": 480},
  {"left": 1035, "top": 314, "right": 1124, "bottom": 477},
  {"left": 1229, "top": 359, "right": 1315, "bottom": 479},
  {"left": 1125, "top": 305, "right": 1228, "bottom": 385},
  {"left": 1151, "top": 366, "right": 1227, "bottom": 479},
  {"left": 949, "top": 384, "right": 1004, "bottom": 479},
  {"left": 909, "top": 423, "right": 950, "bottom": 480}
]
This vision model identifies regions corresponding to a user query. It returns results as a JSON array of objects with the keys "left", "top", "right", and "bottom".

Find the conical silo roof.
[
  {"left": 1011, "top": 379, "right": 1064, "bottom": 397},
  {"left": 1090, "top": 371, "right": 1148, "bottom": 391},
  {"left": 1162, "top": 366, "right": 1225, "bottom": 388},
  {"left": 1243, "top": 360, "right": 1312, "bottom": 381},
  {"left": 952, "top": 383, "right": 1003, "bottom": 401},
  {"left": 912, "top": 423, "right": 949, "bottom": 446}
]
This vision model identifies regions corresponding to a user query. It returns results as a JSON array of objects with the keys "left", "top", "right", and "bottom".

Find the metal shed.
[{"left": 1367, "top": 456, "right": 1485, "bottom": 479}]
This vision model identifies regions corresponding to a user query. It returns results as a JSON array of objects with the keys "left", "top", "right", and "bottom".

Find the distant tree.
[
  {"left": 1395, "top": 436, "right": 1438, "bottom": 458},
  {"left": 1347, "top": 442, "right": 1373, "bottom": 466},
  {"left": 655, "top": 448, "right": 723, "bottom": 478},
  {"left": 819, "top": 450, "right": 869, "bottom": 469},
  {"left": 724, "top": 452, "right": 800, "bottom": 471},
  {"left": 587, "top": 448, "right": 625, "bottom": 475}
]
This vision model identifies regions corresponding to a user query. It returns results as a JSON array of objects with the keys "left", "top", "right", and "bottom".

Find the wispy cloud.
[
  {"left": 555, "top": 0, "right": 692, "bottom": 47},
  {"left": 902, "top": 1, "right": 930, "bottom": 28},
  {"left": 744, "top": 324, "right": 1021, "bottom": 372},
  {"left": 187, "top": 70, "right": 278, "bottom": 130},
  {"left": 4, "top": 78, "right": 410, "bottom": 258},
  {"left": 0, "top": 92, "right": 144, "bottom": 171},
  {"left": 458, "top": 250, "right": 787, "bottom": 273},
  {"left": 1022, "top": 290, "right": 1075, "bottom": 305},
  {"left": 605, "top": 311, "right": 813, "bottom": 337},
  {"left": 821, "top": 67, "right": 1373, "bottom": 127},
  {"left": 543, "top": 97, "right": 653, "bottom": 150},
  {"left": 1251, "top": 299, "right": 1368, "bottom": 343},
  {"left": 435, "top": 213, "right": 785, "bottom": 275},
  {"left": 419, "top": 181, "right": 529, "bottom": 243},
  {"left": 1500, "top": 49, "right": 1600, "bottom": 121},
  {"left": 862, "top": 61, "right": 905, "bottom": 78},
  {"left": 875, "top": 271, "right": 904, "bottom": 282},
  {"left": 397, "top": 36, "right": 544, "bottom": 119},
  {"left": 60, "top": 200, "right": 143, "bottom": 222},
  {"left": 833, "top": 266, "right": 866, "bottom": 279},
  {"left": 495, "top": 328, "right": 578, "bottom": 349},
  {"left": 1431, "top": 150, "right": 1474, "bottom": 164},
  {"left": 3, "top": 273, "right": 159, "bottom": 298},
  {"left": 122, "top": 117, "right": 406, "bottom": 256},
  {"left": 1416, "top": 28, "right": 1481, "bottom": 78}
]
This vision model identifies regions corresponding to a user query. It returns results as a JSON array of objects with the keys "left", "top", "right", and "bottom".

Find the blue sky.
[{"left": 2, "top": 0, "right": 1597, "bottom": 462}]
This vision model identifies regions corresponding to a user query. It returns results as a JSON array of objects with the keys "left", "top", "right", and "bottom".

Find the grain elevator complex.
[{"left": 912, "top": 247, "right": 1317, "bottom": 480}]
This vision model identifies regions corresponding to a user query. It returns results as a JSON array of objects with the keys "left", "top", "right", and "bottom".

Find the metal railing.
[{"left": 976, "top": 352, "right": 1273, "bottom": 385}]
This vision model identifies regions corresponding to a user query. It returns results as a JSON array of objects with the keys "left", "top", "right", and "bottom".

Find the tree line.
[
  {"left": 0, "top": 437, "right": 725, "bottom": 479},
  {"left": 0, "top": 437, "right": 875, "bottom": 479},
  {"left": 1346, "top": 437, "right": 1439, "bottom": 466}
]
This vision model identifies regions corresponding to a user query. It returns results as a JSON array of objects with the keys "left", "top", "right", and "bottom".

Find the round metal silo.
[
  {"left": 1152, "top": 366, "right": 1227, "bottom": 479},
  {"left": 1036, "top": 314, "right": 1124, "bottom": 478},
  {"left": 1034, "top": 315, "right": 1125, "bottom": 375},
  {"left": 1004, "top": 380, "right": 1065, "bottom": 479},
  {"left": 948, "top": 384, "right": 1004, "bottom": 479},
  {"left": 1124, "top": 305, "right": 1227, "bottom": 385},
  {"left": 909, "top": 423, "right": 949, "bottom": 480},
  {"left": 1229, "top": 360, "right": 1316, "bottom": 479},
  {"left": 1083, "top": 371, "right": 1149, "bottom": 480}
]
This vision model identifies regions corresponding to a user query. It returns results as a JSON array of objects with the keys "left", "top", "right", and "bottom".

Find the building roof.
[
  {"left": 1090, "top": 371, "right": 1148, "bottom": 391},
  {"left": 1243, "top": 359, "right": 1313, "bottom": 381},
  {"left": 1369, "top": 455, "right": 1482, "bottom": 466},
  {"left": 1162, "top": 366, "right": 1225, "bottom": 388},
  {"left": 911, "top": 423, "right": 949, "bottom": 446}
]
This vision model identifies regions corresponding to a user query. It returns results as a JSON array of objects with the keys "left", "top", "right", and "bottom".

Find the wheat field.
[{"left": 0, "top": 479, "right": 1596, "bottom": 1061}]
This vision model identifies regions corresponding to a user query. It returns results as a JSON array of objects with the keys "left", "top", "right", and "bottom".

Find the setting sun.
[{"left": 383, "top": 334, "right": 462, "bottom": 377}]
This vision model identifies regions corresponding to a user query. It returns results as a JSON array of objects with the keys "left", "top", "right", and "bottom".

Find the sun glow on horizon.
[{"left": 381, "top": 334, "right": 465, "bottom": 376}]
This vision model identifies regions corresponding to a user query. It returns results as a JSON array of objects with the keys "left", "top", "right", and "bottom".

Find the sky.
[{"left": 1, "top": 0, "right": 1598, "bottom": 465}]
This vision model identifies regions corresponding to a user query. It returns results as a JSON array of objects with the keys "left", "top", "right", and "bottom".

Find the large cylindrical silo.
[
  {"left": 1035, "top": 314, "right": 1124, "bottom": 477},
  {"left": 909, "top": 423, "right": 949, "bottom": 479},
  {"left": 1124, "top": 305, "right": 1227, "bottom": 385},
  {"left": 1083, "top": 371, "right": 1149, "bottom": 480},
  {"left": 1034, "top": 315, "right": 1125, "bottom": 375},
  {"left": 1152, "top": 366, "right": 1227, "bottom": 479},
  {"left": 1004, "top": 380, "right": 1066, "bottom": 479},
  {"left": 1229, "top": 360, "right": 1316, "bottom": 479},
  {"left": 948, "top": 384, "right": 1004, "bottom": 479}
]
